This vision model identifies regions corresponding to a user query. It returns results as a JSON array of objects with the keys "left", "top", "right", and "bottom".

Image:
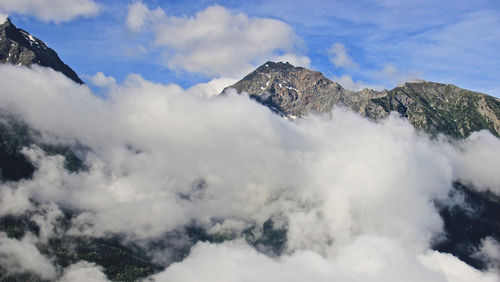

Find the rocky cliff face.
[
  {"left": 0, "top": 18, "right": 83, "bottom": 84},
  {"left": 224, "top": 61, "right": 500, "bottom": 138}
]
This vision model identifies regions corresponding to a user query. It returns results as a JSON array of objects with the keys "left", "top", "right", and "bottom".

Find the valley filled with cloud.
[
  {"left": 0, "top": 64, "right": 498, "bottom": 281},
  {"left": 0, "top": 0, "right": 499, "bottom": 281}
]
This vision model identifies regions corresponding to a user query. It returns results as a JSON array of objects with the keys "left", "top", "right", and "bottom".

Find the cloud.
[
  {"left": 0, "top": 184, "right": 32, "bottom": 216},
  {"left": 0, "top": 64, "right": 499, "bottom": 280},
  {"left": 473, "top": 237, "right": 500, "bottom": 270},
  {"left": 326, "top": 44, "right": 421, "bottom": 91},
  {"left": 443, "top": 131, "right": 500, "bottom": 195},
  {"left": 147, "top": 240, "right": 499, "bottom": 282},
  {"left": 332, "top": 74, "right": 384, "bottom": 91},
  {"left": 125, "top": 2, "right": 308, "bottom": 78},
  {"left": 373, "top": 63, "right": 422, "bottom": 86},
  {"left": 0, "top": 12, "right": 7, "bottom": 23},
  {"left": 125, "top": 1, "right": 164, "bottom": 33},
  {"left": 271, "top": 53, "right": 311, "bottom": 68},
  {"left": 419, "top": 250, "right": 499, "bottom": 282},
  {"left": 0, "top": 233, "right": 57, "bottom": 280},
  {"left": 327, "top": 42, "right": 357, "bottom": 69},
  {"left": 330, "top": 63, "right": 421, "bottom": 93},
  {"left": 30, "top": 202, "right": 64, "bottom": 243},
  {"left": 86, "top": 72, "right": 116, "bottom": 88},
  {"left": 187, "top": 77, "right": 238, "bottom": 98},
  {"left": 0, "top": 0, "right": 99, "bottom": 23},
  {"left": 59, "top": 261, "right": 109, "bottom": 282},
  {"left": 249, "top": 1, "right": 500, "bottom": 97}
]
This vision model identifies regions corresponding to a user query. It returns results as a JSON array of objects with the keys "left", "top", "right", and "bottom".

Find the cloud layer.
[
  {"left": 148, "top": 240, "right": 499, "bottom": 282},
  {"left": 0, "top": 233, "right": 56, "bottom": 280},
  {"left": 0, "top": 0, "right": 99, "bottom": 23},
  {"left": 0, "top": 65, "right": 498, "bottom": 280}
]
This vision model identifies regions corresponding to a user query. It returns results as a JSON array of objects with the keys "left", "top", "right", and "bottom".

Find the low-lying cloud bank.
[{"left": 0, "top": 65, "right": 498, "bottom": 281}]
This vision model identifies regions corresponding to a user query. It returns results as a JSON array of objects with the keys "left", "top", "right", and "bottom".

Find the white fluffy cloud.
[
  {"left": 187, "top": 77, "right": 238, "bottom": 98},
  {"left": 87, "top": 72, "right": 116, "bottom": 88},
  {"left": 0, "top": 12, "right": 7, "bottom": 23},
  {"left": 474, "top": 237, "right": 500, "bottom": 270},
  {"left": 0, "top": 233, "right": 56, "bottom": 280},
  {"left": 443, "top": 131, "right": 500, "bottom": 194},
  {"left": 419, "top": 250, "right": 499, "bottom": 282},
  {"left": 148, "top": 240, "right": 499, "bottom": 282},
  {"left": 125, "top": 1, "right": 164, "bottom": 33},
  {"left": 125, "top": 2, "right": 308, "bottom": 77},
  {"left": 0, "top": 0, "right": 99, "bottom": 23},
  {"left": 59, "top": 262, "right": 109, "bottom": 282},
  {"left": 328, "top": 42, "right": 357, "bottom": 69},
  {"left": 0, "top": 65, "right": 499, "bottom": 280}
]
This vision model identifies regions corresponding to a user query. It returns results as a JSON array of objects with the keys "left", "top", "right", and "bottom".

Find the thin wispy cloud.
[{"left": 328, "top": 42, "right": 357, "bottom": 69}]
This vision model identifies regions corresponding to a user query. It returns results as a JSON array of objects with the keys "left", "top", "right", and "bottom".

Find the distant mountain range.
[
  {"left": 0, "top": 19, "right": 498, "bottom": 281},
  {"left": 224, "top": 61, "right": 500, "bottom": 139}
]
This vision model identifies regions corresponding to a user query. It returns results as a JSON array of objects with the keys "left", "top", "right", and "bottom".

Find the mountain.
[
  {"left": 0, "top": 22, "right": 499, "bottom": 280},
  {"left": 0, "top": 19, "right": 86, "bottom": 181},
  {"left": 224, "top": 62, "right": 500, "bottom": 270},
  {"left": 0, "top": 18, "right": 83, "bottom": 84},
  {"left": 223, "top": 61, "right": 500, "bottom": 138},
  {"left": 0, "top": 20, "right": 162, "bottom": 281}
]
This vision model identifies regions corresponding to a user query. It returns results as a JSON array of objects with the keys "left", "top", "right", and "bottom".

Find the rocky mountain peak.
[
  {"left": 0, "top": 19, "right": 83, "bottom": 84},
  {"left": 223, "top": 61, "right": 346, "bottom": 118},
  {"left": 225, "top": 61, "right": 500, "bottom": 138}
]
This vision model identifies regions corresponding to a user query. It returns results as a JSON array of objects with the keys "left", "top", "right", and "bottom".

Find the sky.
[{"left": 1, "top": 0, "right": 500, "bottom": 97}]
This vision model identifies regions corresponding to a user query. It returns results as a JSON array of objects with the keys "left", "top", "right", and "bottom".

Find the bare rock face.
[
  {"left": 224, "top": 61, "right": 500, "bottom": 138},
  {"left": 0, "top": 18, "right": 83, "bottom": 84},
  {"left": 223, "top": 62, "right": 388, "bottom": 120}
]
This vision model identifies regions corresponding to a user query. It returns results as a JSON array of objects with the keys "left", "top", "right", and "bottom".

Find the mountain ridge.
[
  {"left": 223, "top": 61, "right": 500, "bottom": 138},
  {"left": 0, "top": 18, "right": 83, "bottom": 84}
]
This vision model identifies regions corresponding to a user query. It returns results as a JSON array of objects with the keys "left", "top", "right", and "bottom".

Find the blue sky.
[{"left": 2, "top": 0, "right": 500, "bottom": 97}]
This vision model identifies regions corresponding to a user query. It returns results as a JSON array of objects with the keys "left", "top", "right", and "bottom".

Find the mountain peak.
[
  {"left": 0, "top": 19, "right": 83, "bottom": 84},
  {"left": 256, "top": 61, "right": 299, "bottom": 72},
  {"left": 223, "top": 61, "right": 347, "bottom": 117},
  {"left": 225, "top": 62, "right": 500, "bottom": 138},
  {"left": 254, "top": 61, "right": 320, "bottom": 78}
]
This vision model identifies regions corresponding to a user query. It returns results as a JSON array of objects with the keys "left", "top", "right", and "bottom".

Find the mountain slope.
[
  {"left": 223, "top": 61, "right": 500, "bottom": 271},
  {"left": 0, "top": 22, "right": 499, "bottom": 280},
  {"left": 0, "top": 20, "right": 162, "bottom": 281},
  {"left": 0, "top": 19, "right": 85, "bottom": 181},
  {"left": 0, "top": 18, "right": 83, "bottom": 84},
  {"left": 224, "top": 61, "right": 500, "bottom": 138}
]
